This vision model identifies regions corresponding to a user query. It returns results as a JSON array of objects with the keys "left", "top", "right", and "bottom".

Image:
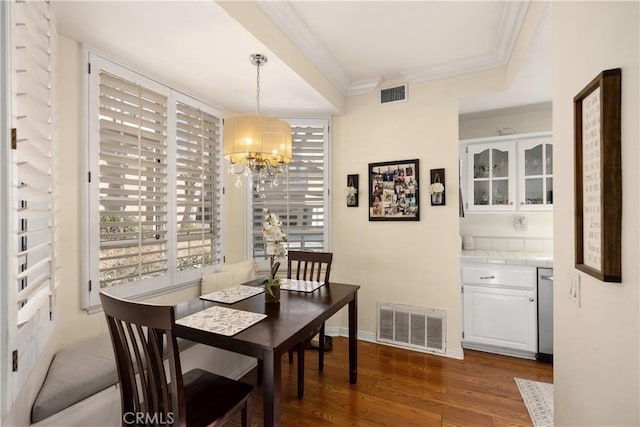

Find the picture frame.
[
  {"left": 368, "top": 159, "right": 419, "bottom": 221},
  {"left": 429, "top": 168, "right": 446, "bottom": 206},
  {"left": 574, "top": 68, "right": 622, "bottom": 282},
  {"left": 347, "top": 174, "right": 359, "bottom": 207}
]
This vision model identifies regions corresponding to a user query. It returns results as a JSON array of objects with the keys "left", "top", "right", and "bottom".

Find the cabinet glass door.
[
  {"left": 521, "top": 141, "right": 553, "bottom": 207},
  {"left": 471, "top": 146, "right": 513, "bottom": 208}
]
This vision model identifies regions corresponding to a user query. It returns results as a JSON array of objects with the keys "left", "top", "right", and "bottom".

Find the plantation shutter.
[
  {"left": 12, "top": 0, "right": 56, "bottom": 327},
  {"left": 97, "top": 71, "right": 168, "bottom": 288},
  {"left": 252, "top": 120, "right": 328, "bottom": 257},
  {"left": 6, "top": 0, "right": 56, "bottom": 399},
  {"left": 175, "top": 101, "right": 222, "bottom": 270}
]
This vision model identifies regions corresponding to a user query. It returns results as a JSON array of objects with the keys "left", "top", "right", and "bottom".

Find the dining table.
[{"left": 173, "top": 279, "right": 360, "bottom": 427}]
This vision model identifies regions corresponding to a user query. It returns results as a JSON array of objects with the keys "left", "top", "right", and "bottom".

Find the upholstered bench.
[
  {"left": 30, "top": 334, "right": 117, "bottom": 425},
  {"left": 31, "top": 261, "right": 257, "bottom": 426},
  {"left": 30, "top": 334, "right": 197, "bottom": 425}
]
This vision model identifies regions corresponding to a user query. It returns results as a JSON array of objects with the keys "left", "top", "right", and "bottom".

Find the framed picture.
[
  {"left": 429, "top": 168, "right": 445, "bottom": 206},
  {"left": 574, "top": 68, "right": 621, "bottom": 282},
  {"left": 347, "top": 174, "right": 359, "bottom": 207},
  {"left": 368, "top": 159, "right": 419, "bottom": 221}
]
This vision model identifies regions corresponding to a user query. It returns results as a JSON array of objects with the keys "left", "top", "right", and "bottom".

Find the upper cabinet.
[
  {"left": 461, "top": 132, "right": 553, "bottom": 212},
  {"left": 518, "top": 137, "right": 553, "bottom": 209},
  {"left": 466, "top": 142, "right": 516, "bottom": 210}
]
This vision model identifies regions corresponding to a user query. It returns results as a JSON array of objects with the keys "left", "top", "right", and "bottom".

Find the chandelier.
[{"left": 223, "top": 54, "right": 292, "bottom": 188}]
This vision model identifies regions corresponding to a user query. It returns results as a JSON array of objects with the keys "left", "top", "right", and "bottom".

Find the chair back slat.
[
  {"left": 101, "top": 292, "right": 185, "bottom": 427},
  {"left": 287, "top": 251, "right": 333, "bottom": 283}
]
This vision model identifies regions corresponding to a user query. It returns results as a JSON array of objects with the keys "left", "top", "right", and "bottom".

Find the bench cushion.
[
  {"left": 31, "top": 335, "right": 117, "bottom": 424},
  {"left": 31, "top": 333, "right": 197, "bottom": 424}
]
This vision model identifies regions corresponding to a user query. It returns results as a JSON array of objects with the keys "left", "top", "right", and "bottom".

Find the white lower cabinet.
[{"left": 462, "top": 264, "right": 537, "bottom": 358}]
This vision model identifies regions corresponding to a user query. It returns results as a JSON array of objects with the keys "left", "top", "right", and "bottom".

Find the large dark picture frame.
[
  {"left": 574, "top": 68, "right": 622, "bottom": 282},
  {"left": 368, "top": 159, "right": 420, "bottom": 221}
]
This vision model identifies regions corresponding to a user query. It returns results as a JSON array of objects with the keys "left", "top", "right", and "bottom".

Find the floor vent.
[
  {"left": 379, "top": 84, "right": 407, "bottom": 104},
  {"left": 377, "top": 303, "right": 446, "bottom": 353}
]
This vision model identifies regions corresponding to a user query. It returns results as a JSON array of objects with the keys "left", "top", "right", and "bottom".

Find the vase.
[
  {"left": 431, "top": 192, "right": 443, "bottom": 205},
  {"left": 264, "top": 282, "right": 281, "bottom": 304}
]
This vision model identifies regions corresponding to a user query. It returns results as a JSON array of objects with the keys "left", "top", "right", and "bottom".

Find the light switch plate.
[{"left": 569, "top": 271, "right": 581, "bottom": 306}]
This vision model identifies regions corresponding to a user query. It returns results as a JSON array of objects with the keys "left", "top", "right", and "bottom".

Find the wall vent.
[
  {"left": 377, "top": 303, "right": 446, "bottom": 353},
  {"left": 379, "top": 84, "right": 407, "bottom": 104}
]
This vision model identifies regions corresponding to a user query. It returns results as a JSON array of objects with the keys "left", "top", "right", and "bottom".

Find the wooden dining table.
[{"left": 173, "top": 280, "right": 360, "bottom": 427}]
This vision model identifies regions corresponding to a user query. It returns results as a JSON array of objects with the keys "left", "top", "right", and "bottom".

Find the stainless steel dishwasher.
[{"left": 537, "top": 268, "right": 553, "bottom": 363}]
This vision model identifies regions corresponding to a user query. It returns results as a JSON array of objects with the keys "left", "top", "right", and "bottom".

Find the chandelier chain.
[{"left": 256, "top": 61, "right": 261, "bottom": 116}]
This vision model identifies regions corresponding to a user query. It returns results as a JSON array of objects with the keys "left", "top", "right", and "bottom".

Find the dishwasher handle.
[{"left": 540, "top": 275, "right": 554, "bottom": 281}]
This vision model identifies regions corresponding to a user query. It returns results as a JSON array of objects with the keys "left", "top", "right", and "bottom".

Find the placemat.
[
  {"left": 175, "top": 306, "right": 267, "bottom": 336},
  {"left": 279, "top": 278, "right": 325, "bottom": 293},
  {"left": 200, "top": 285, "right": 264, "bottom": 304}
]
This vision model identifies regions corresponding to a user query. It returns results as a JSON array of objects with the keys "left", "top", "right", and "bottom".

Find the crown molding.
[
  {"left": 494, "top": 0, "right": 531, "bottom": 66},
  {"left": 347, "top": 77, "right": 383, "bottom": 96},
  {"left": 259, "top": 0, "right": 531, "bottom": 95},
  {"left": 404, "top": 0, "right": 530, "bottom": 85},
  {"left": 257, "top": 1, "right": 351, "bottom": 96}
]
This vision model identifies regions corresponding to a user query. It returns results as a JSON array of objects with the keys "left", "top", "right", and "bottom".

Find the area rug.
[{"left": 515, "top": 378, "right": 554, "bottom": 427}]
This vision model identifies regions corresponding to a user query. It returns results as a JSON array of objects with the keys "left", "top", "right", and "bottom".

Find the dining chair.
[
  {"left": 100, "top": 292, "right": 253, "bottom": 427},
  {"left": 287, "top": 250, "right": 333, "bottom": 399}
]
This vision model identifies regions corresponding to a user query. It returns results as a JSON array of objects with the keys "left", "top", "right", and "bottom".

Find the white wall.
[
  {"left": 459, "top": 102, "right": 552, "bottom": 140},
  {"left": 329, "top": 71, "right": 507, "bottom": 358},
  {"left": 553, "top": 2, "right": 639, "bottom": 425}
]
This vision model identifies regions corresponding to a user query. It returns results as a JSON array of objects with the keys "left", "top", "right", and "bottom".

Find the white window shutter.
[
  {"left": 252, "top": 120, "right": 329, "bottom": 258},
  {"left": 97, "top": 71, "right": 169, "bottom": 288},
  {"left": 9, "top": 0, "right": 56, "bottom": 398},
  {"left": 175, "top": 101, "right": 222, "bottom": 270}
]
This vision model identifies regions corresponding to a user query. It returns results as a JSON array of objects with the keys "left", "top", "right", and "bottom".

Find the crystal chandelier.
[{"left": 223, "top": 54, "right": 292, "bottom": 188}]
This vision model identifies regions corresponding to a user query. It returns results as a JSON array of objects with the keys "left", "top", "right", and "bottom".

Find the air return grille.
[
  {"left": 379, "top": 84, "right": 407, "bottom": 104},
  {"left": 377, "top": 303, "right": 446, "bottom": 353}
]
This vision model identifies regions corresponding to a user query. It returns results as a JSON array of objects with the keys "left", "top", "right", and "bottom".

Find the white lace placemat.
[
  {"left": 176, "top": 306, "right": 267, "bottom": 336},
  {"left": 279, "top": 278, "right": 325, "bottom": 293},
  {"left": 200, "top": 285, "right": 264, "bottom": 304}
]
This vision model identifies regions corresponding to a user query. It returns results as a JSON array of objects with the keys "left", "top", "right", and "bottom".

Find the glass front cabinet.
[
  {"left": 465, "top": 142, "right": 516, "bottom": 210},
  {"left": 461, "top": 133, "right": 553, "bottom": 212},
  {"left": 518, "top": 137, "right": 553, "bottom": 209}
]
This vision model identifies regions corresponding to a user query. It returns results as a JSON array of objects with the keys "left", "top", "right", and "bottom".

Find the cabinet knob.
[{"left": 529, "top": 297, "right": 535, "bottom": 302}]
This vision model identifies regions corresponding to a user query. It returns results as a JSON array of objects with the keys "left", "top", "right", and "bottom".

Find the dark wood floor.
[{"left": 228, "top": 337, "right": 553, "bottom": 426}]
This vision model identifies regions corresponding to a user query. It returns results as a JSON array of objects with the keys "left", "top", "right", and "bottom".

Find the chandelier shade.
[{"left": 223, "top": 114, "right": 292, "bottom": 168}]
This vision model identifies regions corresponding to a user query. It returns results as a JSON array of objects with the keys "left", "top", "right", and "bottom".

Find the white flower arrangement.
[
  {"left": 345, "top": 186, "right": 358, "bottom": 198},
  {"left": 262, "top": 210, "right": 287, "bottom": 296},
  {"left": 428, "top": 182, "right": 445, "bottom": 194}
]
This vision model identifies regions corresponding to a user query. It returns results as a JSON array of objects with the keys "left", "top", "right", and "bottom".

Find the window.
[
  {"left": 86, "top": 53, "right": 222, "bottom": 308},
  {"left": 251, "top": 119, "right": 330, "bottom": 264},
  {"left": 3, "top": 0, "right": 56, "bottom": 405}
]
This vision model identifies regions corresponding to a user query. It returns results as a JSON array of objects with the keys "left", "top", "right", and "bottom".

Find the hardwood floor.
[{"left": 228, "top": 337, "right": 553, "bottom": 426}]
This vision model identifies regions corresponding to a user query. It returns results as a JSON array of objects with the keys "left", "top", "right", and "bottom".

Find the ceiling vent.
[{"left": 379, "top": 84, "right": 408, "bottom": 104}]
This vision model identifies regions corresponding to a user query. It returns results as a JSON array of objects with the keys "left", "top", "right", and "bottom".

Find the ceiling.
[{"left": 52, "top": 1, "right": 551, "bottom": 117}]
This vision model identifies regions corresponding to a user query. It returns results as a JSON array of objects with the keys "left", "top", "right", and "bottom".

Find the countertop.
[{"left": 461, "top": 250, "right": 553, "bottom": 268}]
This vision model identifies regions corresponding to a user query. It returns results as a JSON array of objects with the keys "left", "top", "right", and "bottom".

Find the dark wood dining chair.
[
  {"left": 100, "top": 292, "right": 253, "bottom": 427},
  {"left": 287, "top": 250, "right": 333, "bottom": 399}
]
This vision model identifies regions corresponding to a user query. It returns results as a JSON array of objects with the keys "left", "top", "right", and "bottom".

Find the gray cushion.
[
  {"left": 31, "top": 335, "right": 117, "bottom": 423},
  {"left": 31, "top": 333, "right": 197, "bottom": 423}
]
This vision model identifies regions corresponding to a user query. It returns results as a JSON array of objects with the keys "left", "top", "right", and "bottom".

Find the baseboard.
[
  {"left": 462, "top": 341, "right": 536, "bottom": 360},
  {"left": 325, "top": 327, "right": 464, "bottom": 360}
]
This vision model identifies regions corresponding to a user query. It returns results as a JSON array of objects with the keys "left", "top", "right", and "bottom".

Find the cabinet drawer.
[{"left": 462, "top": 264, "right": 536, "bottom": 289}]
